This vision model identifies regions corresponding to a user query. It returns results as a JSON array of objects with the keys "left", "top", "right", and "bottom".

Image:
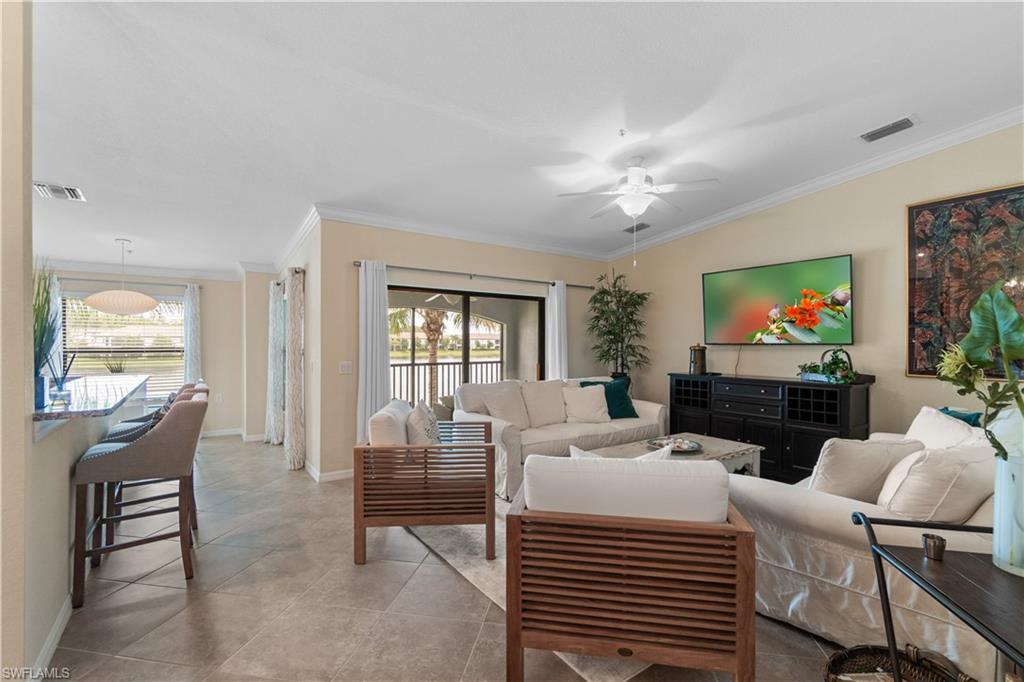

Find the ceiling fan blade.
[
  {"left": 425, "top": 294, "right": 441, "bottom": 302},
  {"left": 557, "top": 190, "right": 623, "bottom": 197},
  {"left": 589, "top": 199, "right": 622, "bottom": 219},
  {"left": 653, "top": 179, "right": 720, "bottom": 193},
  {"left": 652, "top": 194, "right": 684, "bottom": 212}
]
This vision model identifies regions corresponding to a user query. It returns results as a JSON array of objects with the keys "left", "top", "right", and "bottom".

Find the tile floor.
[{"left": 54, "top": 436, "right": 838, "bottom": 681}]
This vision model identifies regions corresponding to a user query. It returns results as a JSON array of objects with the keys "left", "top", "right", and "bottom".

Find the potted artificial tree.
[
  {"left": 937, "top": 281, "right": 1024, "bottom": 576},
  {"left": 33, "top": 265, "right": 60, "bottom": 409},
  {"left": 587, "top": 270, "right": 651, "bottom": 379}
]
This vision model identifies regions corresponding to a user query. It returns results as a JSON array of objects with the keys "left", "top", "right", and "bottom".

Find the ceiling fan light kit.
[
  {"left": 84, "top": 238, "right": 159, "bottom": 316},
  {"left": 615, "top": 192, "right": 655, "bottom": 219}
]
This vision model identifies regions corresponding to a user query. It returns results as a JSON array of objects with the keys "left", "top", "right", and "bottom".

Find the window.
[
  {"left": 388, "top": 287, "right": 544, "bottom": 405},
  {"left": 62, "top": 296, "right": 185, "bottom": 397}
]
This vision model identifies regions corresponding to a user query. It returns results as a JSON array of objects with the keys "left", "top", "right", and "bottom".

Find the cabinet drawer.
[
  {"left": 713, "top": 399, "right": 782, "bottom": 420},
  {"left": 715, "top": 380, "right": 782, "bottom": 400}
]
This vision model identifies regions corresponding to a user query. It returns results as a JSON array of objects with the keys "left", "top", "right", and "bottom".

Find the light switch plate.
[{"left": 338, "top": 361, "right": 353, "bottom": 375}]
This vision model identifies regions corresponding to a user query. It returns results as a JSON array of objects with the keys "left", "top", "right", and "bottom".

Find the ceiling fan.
[
  {"left": 558, "top": 158, "right": 719, "bottom": 219},
  {"left": 425, "top": 293, "right": 477, "bottom": 305}
]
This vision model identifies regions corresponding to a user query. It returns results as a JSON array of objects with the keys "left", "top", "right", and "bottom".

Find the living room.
[{"left": 3, "top": 2, "right": 1023, "bottom": 681}]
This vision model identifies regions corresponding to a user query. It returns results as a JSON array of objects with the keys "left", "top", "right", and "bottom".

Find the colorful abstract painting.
[{"left": 907, "top": 184, "right": 1024, "bottom": 377}]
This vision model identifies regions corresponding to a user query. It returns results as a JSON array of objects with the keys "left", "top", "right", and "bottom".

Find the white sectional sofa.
[{"left": 454, "top": 378, "right": 667, "bottom": 499}]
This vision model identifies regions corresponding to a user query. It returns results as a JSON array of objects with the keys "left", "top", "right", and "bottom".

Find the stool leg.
[
  {"left": 104, "top": 482, "right": 117, "bottom": 546},
  {"left": 190, "top": 469, "right": 198, "bottom": 530},
  {"left": 72, "top": 484, "right": 87, "bottom": 608},
  {"left": 90, "top": 483, "right": 103, "bottom": 567},
  {"left": 178, "top": 475, "right": 194, "bottom": 579}
]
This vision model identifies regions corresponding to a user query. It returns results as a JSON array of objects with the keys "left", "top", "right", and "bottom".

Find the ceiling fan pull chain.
[{"left": 632, "top": 216, "right": 637, "bottom": 267}]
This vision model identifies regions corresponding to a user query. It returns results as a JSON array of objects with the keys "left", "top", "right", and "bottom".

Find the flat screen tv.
[{"left": 702, "top": 254, "right": 853, "bottom": 344}]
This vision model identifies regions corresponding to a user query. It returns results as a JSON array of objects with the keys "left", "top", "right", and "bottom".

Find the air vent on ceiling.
[
  {"left": 33, "top": 182, "right": 86, "bottom": 202},
  {"left": 623, "top": 222, "right": 651, "bottom": 234},
  {"left": 860, "top": 118, "right": 914, "bottom": 143}
]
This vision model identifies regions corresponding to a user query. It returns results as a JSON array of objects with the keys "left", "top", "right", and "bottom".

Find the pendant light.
[{"left": 84, "top": 239, "right": 159, "bottom": 316}]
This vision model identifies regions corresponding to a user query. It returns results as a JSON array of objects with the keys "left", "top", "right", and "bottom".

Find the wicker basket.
[{"left": 824, "top": 644, "right": 975, "bottom": 682}]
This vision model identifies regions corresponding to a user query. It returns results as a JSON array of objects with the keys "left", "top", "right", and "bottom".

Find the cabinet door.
[
  {"left": 784, "top": 425, "right": 842, "bottom": 482},
  {"left": 678, "top": 410, "right": 710, "bottom": 436},
  {"left": 744, "top": 419, "right": 783, "bottom": 480},
  {"left": 709, "top": 413, "right": 744, "bottom": 442}
]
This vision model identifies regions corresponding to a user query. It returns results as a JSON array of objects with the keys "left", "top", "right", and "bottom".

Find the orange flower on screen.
[
  {"left": 786, "top": 297, "right": 823, "bottom": 329},
  {"left": 800, "top": 288, "right": 821, "bottom": 298}
]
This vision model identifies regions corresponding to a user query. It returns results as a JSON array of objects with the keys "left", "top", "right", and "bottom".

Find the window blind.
[{"left": 62, "top": 297, "right": 186, "bottom": 397}]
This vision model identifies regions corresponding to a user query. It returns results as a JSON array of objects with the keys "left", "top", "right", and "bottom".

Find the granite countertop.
[{"left": 33, "top": 374, "right": 149, "bottom": 421}]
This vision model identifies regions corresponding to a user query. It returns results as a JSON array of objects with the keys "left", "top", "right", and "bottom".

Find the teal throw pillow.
[
  {"left": 939, "top": 407, "right": 983, "bottom": 427},
  {"left": 580, "top": 377, "right": 638, "bottom": 419}
]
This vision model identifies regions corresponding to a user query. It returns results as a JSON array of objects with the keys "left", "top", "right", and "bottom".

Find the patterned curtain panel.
[
  {"left": 183, "top": 283, "right": 202, "bottom": 383},
  {"left": 264, "top": 280, "right": 286, "bottom": 445},
  {"left": 49, "top": 274, "right": 63, "bottom": 376},
  {"left": 356, "top": 260, "right": 390, "bottom": 443},
  {"left": 284, "top": 268, "right": 306, "bottom": 470}
]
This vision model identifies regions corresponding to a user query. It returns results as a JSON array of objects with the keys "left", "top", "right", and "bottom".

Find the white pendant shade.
[
  {"left": 84, "top": 289, "right": 159, "bottom": 316},
  {"left": 615, "top": 193, "right": 655, "bottom": 219}
]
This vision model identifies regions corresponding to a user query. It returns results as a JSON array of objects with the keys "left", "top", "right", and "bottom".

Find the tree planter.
[{"left": 993, "top": 438, "right": 1024, "bottom": 577}]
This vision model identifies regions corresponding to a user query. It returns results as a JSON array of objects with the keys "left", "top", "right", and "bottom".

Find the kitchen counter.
[{"left": 33, "top": 374, "right": 149, "bottom": 422}]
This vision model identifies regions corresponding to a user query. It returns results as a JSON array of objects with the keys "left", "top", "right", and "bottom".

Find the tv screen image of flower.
[{"left": 702, "top": 255, "right": 853, "bottom": 345}]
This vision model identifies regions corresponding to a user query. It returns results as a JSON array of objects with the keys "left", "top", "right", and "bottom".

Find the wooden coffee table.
[{"left": 590, "top": 432, "right": 762, "bottom": 476}]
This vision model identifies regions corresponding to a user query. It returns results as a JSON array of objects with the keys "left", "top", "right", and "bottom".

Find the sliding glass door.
[{"left": 388, "top": 287, "right": 544, "bottom": 405}]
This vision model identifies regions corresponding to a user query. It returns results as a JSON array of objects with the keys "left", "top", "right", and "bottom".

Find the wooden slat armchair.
[
  {"left": 353, "top": 420, "right": 495, "bottom": 565},
  {"left": 505, "top": 456, "right": 756, "bottom": 682}
]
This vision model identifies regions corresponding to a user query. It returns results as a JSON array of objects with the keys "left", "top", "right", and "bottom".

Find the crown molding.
[
  {"left": 607, "top": 106, "right": 1024, "bottom": 261},
  {"left": 275, "top": 205, "right": 321, "bottom": 272},
  {"left": 47, "top": 259, "right": 241, "bottom": 281},
  {"left": 237, "top": 261, "right": 279, "bottom": 275}
]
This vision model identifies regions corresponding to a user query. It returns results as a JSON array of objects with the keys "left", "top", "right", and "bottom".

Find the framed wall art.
[{"left": 907, "top": 183, "right": 1024, "bottom": 377}]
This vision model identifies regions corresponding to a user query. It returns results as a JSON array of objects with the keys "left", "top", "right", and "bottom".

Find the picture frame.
[{"left": 906, "top": 183, "right": 1024, "bottom": 377}]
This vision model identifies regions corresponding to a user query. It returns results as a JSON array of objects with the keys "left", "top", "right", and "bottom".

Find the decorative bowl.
[{"left": 646, "top": 437, "right": 703, "bottom": 454}]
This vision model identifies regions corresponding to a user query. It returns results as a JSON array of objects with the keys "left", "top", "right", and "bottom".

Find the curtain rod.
[
  {"left": 58, "top": 276, "right": 194, "bottom": 290},
  {"left": 351, "top": 261, "right": 595, "bottom": 290}
]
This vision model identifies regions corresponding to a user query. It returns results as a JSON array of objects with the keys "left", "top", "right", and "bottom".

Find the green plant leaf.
[{"left": 959, "top": 281, "right": 1024, "bottom": 363}]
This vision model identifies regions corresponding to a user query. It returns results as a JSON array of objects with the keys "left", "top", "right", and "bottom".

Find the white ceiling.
[{"left": 33, "top": 2, "right": 1023, "bottom": 276}]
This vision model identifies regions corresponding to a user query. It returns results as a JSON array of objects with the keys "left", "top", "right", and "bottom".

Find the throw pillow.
[
  {"left": 939, "top": 407, "right": 984, "bottom": 427},
  {"left": 808, "top": 438, "right": 925, "bottom": 502},
  {"left": 876, "top": 446, "right": 996, "bottom": 522},
  {"left": 483, "top": 386, "right": 531, "bottom": 430},
  {"left": 905, "top": 406, "right": 985, "bottom": 449},
  {"left": 406, "top": 401, "right": 441, "bottom": 445},
  {"left": 520, "top": 380, "right": 567, "bottom": 428},
  {"left": 580, "top": 377, "right": 638, "bottom": 419},
  {"left": 563, "top": 385, "right": 611, "bottom": 423},
  {"left": 569, "top": 444, "right": 673, "bottom": 461}
]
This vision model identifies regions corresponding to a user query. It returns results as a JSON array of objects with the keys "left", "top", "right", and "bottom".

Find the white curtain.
[
  {"left": 284, "top": 268, "right": 306, "bottom": 469},
  {"left": 356, "top": 260, "right": 390, "bottom": 444},
  {"left": 264, "top": 281, "right": 286, "bottom": 445},
  {"left": 545, "top": 280, "right": 568, "bottom": 379},
  {"left": 48, "top": 274, "right": 63, "bottom": 378},
  {"left": 183, "top": 283, "right": 202, "bottom": 383}
]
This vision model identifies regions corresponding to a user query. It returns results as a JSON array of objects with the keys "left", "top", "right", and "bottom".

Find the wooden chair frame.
[
  {"left": 505, "top": 490, "right": 756, "bottom": 682},
  {"left": 353, "top": 421, "right": 495, "bottom": 565}
]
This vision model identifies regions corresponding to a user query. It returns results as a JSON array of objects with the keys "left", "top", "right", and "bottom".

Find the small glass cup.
[{"left": 922, "top": 533, "right": 946, "bottom": 561}]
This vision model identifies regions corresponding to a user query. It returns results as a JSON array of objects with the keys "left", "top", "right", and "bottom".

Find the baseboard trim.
[
  {"left": 304, "top": 461, "right": 353, "bottom": 483},
  {"left": 242, "top": 433, "right": 265, "bottom": 442},
  {"left": 201, "top": 428, "right": 243, "bottom": 438},
  {"left": 33, "top": 595, "right": 71, "bottom": 671}
]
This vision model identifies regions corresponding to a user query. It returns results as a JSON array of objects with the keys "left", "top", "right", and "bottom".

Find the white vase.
[{"left": 990, "top": 408, "right": 1024, "bottom": 576}]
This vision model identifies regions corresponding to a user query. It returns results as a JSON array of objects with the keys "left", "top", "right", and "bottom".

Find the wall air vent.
[
  {"left": 860, "top": 118, "right": 914, "bottom": 143},
  {"left": 33, "top": 182, "right": 86, "bottom": 202},
  {"left": 622, "top": 222, "right": 651, "bottom": 234}
]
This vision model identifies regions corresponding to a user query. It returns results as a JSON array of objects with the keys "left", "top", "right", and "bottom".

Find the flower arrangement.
[
  {"left": 748, "top": 285, "right": 851, "bottom": 344},
  {"left": 797, "top": 348, "right": 856, "bottom": 384}
]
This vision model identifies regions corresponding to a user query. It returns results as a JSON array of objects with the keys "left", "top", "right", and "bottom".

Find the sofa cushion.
[
  {"left": 407, "top": 401, "right": 441, "bottom": 445},
  {"left": 368, "top": 399, "right": 413, "bottom": 445},
  {"left": 580, "top": 377, "right": 638, "bottom": 419},
  {"left": 569, "top": 443, "right": 673, "bottom": 461},
  {"left": 563, "top": 385, "right": 610, "bottom": 423},
  {"left": 520, "top": 380, "right": 567, "bottom": 428},
  {"left": 905, "top": 406, "right": 986, "bottom": 449},
  {"left": 483, "top": 385, "right": 531, "bottom": 430},
  {"left": 456, "top": 380, "right": 520, "bottom": 415},
  {"left": 808, "top": 438, "right": 925, "bottom": 503},
  {"left": 876, "top": 446, "right": 996, "bottom": 522},
  {"left": 523, "top": 455, "right": 729, "bottom": 522},
  {"left": 521, "top": 419, "right": 662, "bottom": 458}
]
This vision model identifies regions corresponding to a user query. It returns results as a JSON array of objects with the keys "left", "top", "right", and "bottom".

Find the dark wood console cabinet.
[{"left": 669, "top": 373, "right": 873, "bottom": 483}]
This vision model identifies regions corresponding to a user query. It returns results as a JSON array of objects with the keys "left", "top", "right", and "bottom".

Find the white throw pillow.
[
  {"left": 905, "top": 406, "right": 986, "bottom": 449},
  {"left": 520, "top": 380, "right": 567, "bottom": 428},
  {"left": 483, "top": 386, "right": 531, "bottom": 430},
  {"left": 876, "top": 446, "right": 996, "bottom": 522},
  {"left": 569, "top": 444, "right": 673, "bottom": 461},
  {"left": 406, "top": 401, "right": 441, "bottom": 445},
  {"left": 563, "top": 385, "right": 611, "bottom": 424},
  {"left": 808, "top": 438, "right": 925, "bottom": 502}
]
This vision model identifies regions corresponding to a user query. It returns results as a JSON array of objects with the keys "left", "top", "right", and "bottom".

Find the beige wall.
[
  {"left": 315, "top": 220, "right": 607, "bottom": 474},
  {"left": 55, "top": 271, "right": 244, "bottom": 434},
  {"left": 613, "top": 125, "right": 1024, "bottom": 434},
  {"left": 242, "top": 271, "right": 274, "bottom": 439},
  {"left": 0, "top": 0, "right": 32, "bottom": 666}
]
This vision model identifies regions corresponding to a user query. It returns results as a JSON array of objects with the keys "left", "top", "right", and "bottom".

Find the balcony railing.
[{"left": 390, "top": 360, "right": 503, "bottom": 405}]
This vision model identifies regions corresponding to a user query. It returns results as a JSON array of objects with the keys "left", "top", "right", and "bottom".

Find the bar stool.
[{"left": 71, "top": 393, "right": 208, "bottom": 608}]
